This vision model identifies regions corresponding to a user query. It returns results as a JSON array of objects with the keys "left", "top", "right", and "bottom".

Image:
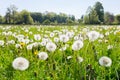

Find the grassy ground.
[{"left": 0, "top": 25, "right": 120, "bottom": 80}]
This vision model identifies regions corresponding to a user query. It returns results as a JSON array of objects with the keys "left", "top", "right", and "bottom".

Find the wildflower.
[
  {"left": 16, "top": 34, "right": 24, "bottom": 39},
  {"left": 7, "top": 40, "right": 15, "bottom": 45},
  {"left": 34, "top": 50, "right": 38, "bottom": 55},
  {"left": 27, "top": 44, "right": 33, "bottom": 50},
  {"left": 0, "top": 40, "right": 4, "bottom": 46},
  {"left": 12, "top": 57, "right": 29, "bottom": 71},
  {"left": 107, "top": 45, "right": 113, "bottom": 50},
  {"left": 54, "top": 37, "right": 59, "bottom": 43},
  {"left": 67, "top": 56, "right": 72, "bottom": 60},
  {"left": 29, "top": 31, "right": 33, "bottom": 35},
  {"left": 37, "top": 52, "right": 48, "bottom": 60},
  {"left": 40, "top": 41, "right": 47, "bottom": 46},
  {"left": 74, "top": 36, "right": 79, "bottom": 40},
  {"left": 77, "top": 56, "right": 83, "bottom": 63},
  {"left": 20, "top": 42, "right": 26, "bottom": 47},
  {"left": 32, "top": 42, "right": 38, "bottom": 47},
  {"left": 59, "top": 46, "right": 67, "bottom": 51},
  {"left": 15, "top": 44, "right": 22, "bottom": 49},
  {"left": 24, "top": 39, "right": 30, "bottom": 44},
  {"left": 87, "top": 31, "right": 100, "bottom": 41},
  {"left": 99, "top": 56, "right": 112, "bottom": 67},
  {"left": 72, "top": 40, "right": 84, "bottom": 51},
  {"left": 105, "top": 32, "right": 110, "bottom": 36},
  {"left": 99, "top": 34, "right": 104, "bottom": 38},
  {"left": 46, "top": 42, "right": 56, "bottom": 52},
  {"left": 34, "top": 34, "right": 41, "bottom": 41},
  {"left": 66, "top": 32, "right": 74, "bottom": 38},
  {"left": 59, "top": 35, "right": 69, "bottom": 43},
  {"left": 50, "top": 32, "right": 55, "bottom": 37}
]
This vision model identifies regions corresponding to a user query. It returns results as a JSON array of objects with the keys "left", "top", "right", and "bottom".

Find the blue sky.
[{"left": 0, "top": 0, "right": 120, "bottom": 19}]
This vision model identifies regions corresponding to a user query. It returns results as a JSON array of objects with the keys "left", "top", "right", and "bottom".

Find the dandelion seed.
[
  {"left": 0, "top": 40, "right": 4, "bottom": 46},
  {"left": 50, "top": 32, "right": 55, "bottom": 37},
  {"left": 99, "top": 56, "right": 112, "bottom": 67},
  {"left": 12, "top": 57, "right": 29, "bottom": 71},
  {"left": 72, "top": 40, "right": 83, "bottom": 51},
  {"left": 54, "top": 37, "right": 59, "bottom": 43},
  {"left": 77, "top": 56, "right": 83, "bottom": 63},
  {"left": 59, "top": 35, "right": 69, "bottom": 43},
  {"left": 27, "top": 44, "right": 33, "bottom": 50},
  {"left": 34, "top": 34, "right": 41, "bottom": 41},
  {"left": 87, "top": 31, "right": 100, "bottom": 41},
  {"left": 46, "top": 42, "right": 56, "bottom": 52},
  {"left": 107, "top": 45, "right": 113, "bottom": 50},
  {"left": 15, "top": 44, "right": 22, "bottom": 49},
  {"left": 40, "top": 41, "right": 47, "bottom": 46},
  {"left": 67, "top": 56, "right": 72, "bottom": 60},
  {"left": 38, "top": 52, "right": 48, "bottom": 60}
]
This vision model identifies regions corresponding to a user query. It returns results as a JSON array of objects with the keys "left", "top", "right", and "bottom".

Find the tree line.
[{"left": 0, "top": 1, "right": 120, "bottom": 25}]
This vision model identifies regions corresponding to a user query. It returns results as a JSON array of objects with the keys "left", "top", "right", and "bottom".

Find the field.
[{"left": 0, "top": 25, "right": 120, "bottom": 80}]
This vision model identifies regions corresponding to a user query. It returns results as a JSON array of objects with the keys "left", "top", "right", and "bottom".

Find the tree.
[
  {"left": 43, "top": 19, "right": 50, "bottom": 25},
  {"left": 83, "top": 6, "right": 99, "bottom": 24},
  {"left": 89, "top": 8, "right": 99, "bottom": 24},
  {"left": 4, "top": 5, "right": 18, "bottom": 24},
  {"left": 78, "top": 15, "right": 84, "bottom": 23},
  {"left": 30, "top": 12, "right": 43, "bottom": 24},
  {"left": 66, "top": 18, "right": 73, "bottom": 24},
  {"left": 94, "top": 2, "right": 104, "bottom": 23},
  {"left": 83, "top": 15, "right": 89, "bottom": 24},
  {"left": 115, "top": 14, "right": 120, "bottom": 24},
  {"left": 0, "top": 15, "right": 3, "bottom": 24},
  {"left": 10, "top": 5, "right": 18, "bottom": 24},
  {"left": 104, "top": 12, "right": 114, "bottom": 24},
  {"left": 5, "top": 7, "right": 12, "bottom": 24},
  {"left": 20, "top": 10, "right": 33, "bottom": 24}
]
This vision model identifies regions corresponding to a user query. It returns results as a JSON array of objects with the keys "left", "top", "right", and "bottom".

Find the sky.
[{"left": 0, "top": 0, "right": 120, "bottom": 19}]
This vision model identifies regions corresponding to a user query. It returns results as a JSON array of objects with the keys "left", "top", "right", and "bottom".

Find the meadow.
[{"left": 0, "top": 25, "right": 120, "bottom": 80}]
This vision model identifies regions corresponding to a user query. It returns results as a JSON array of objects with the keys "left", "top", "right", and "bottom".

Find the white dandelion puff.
[
  {"left": 59, "top": 35, "right": 69, "bottom": 43},
  {"left": 99, "top": 56, "right": 112, "bottom": 67},
  {"left": 107, "top": 45, "right": 113, "bottom": 50},
  {"left": 87, "top": 31, "right": 100, "bottom": 41},
  {"left": 54, "top": 37, "right": 59, "bottom": 43},
  {"left": 37, "top": 52, "right": 48, "bottom": 60},
  {"left": 46, "top": 42, "right": 57, "bottom": 52},
  {"left": 34, "top": 34, "right": 41, "bottom": 41},
  {"left": 15, "top": 44, "right": 22, "bottom": 49},
  {"left": 50, "top": 32, "right": 55, "bottom": 37},
  {"left": 67, "top": 56, "right": 72, "bottom": 60},
  {"left": 26, "top": 44, "right": 33, "bottom": 50},
  {"left": 12, "top": 57, "right": 29, "bottom": 71},
  {"left": 77, "top": 56, "right": 83, "bottom": 63},
  {"left": 0, "top": 40, "right": 4, "bottom": 46},
  {"left": 72, "top": 40, "right": 84, "bottom": 51}
]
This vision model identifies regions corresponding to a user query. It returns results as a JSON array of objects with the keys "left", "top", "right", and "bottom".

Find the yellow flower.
[
  {"left": 25, "top": 34, "right": 28, "bottom": 36},
  {"left": 34, "top": 50, "right": 38, "bottom": 55},
  {"left": 117, "top": 31, "right": 120, "bottom": 35},
  {"left": 20, "top": 42, "right": 25, "bottom": 47}
]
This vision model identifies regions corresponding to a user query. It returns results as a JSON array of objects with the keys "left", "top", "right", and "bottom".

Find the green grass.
[{"left": 0, "top": 25, "right": 120, "bottom": 80}]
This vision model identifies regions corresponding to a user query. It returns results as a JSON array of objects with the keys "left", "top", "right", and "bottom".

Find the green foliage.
[
  {"left": 89, "top": 8, "right": 100, "bottom": 24},
  {"left": 30, "top": 12, "right": 43, "bottom": 24},
  {"left": 0, "top": 25, "right": 120, "bottom": 80},
  {"left": 83, "top": 7, "right": 99, "bottom": 24},
  {"left": 20, "top": 10, "right": 34, "bottom": 24},
  {"left": 0, "top": 15, "right": 3, "bottom": 24},
  {"left": 94, "top": 2, "right": 104, "bottom": 23},
  {"left": 42, "top": 19, "right": 51, "bottom": 25},
  {"left": 104, "top": 12, "right": 114, "bottom": 24},
  {"left": 115, "top": 14, "right": 120, "bottom": 24},
  {"left": 83, "top": 15, "right": 89, "bottom": 24}
]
